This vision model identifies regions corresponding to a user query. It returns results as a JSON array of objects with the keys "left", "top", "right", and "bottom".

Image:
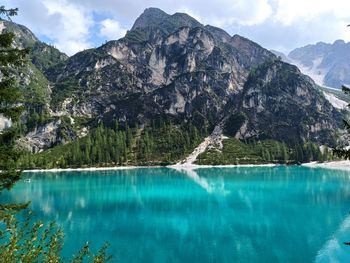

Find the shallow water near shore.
[{"left": 3, "top": 166, "right": 350, "bottom": 262}]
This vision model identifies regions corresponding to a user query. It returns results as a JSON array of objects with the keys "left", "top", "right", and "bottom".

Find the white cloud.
[
  {"left": 67, "top": 0, "right": 273, "bottom": 27},
  {"left": 269, "top": 0, "right": 350, "bottom": 47},
  {"left": 3, "top": 0, "right": 93, "bottom": 55},
  {"left": 274, "top": 0, "right": 350, "bottom": 25},
  {"left": 170, "top": 0, "right": 273, "bottom": 27},
  {"left": 4, "top": 0, "right": 350, "bottom": 54},
  {"left": 41, "top": 0, "right": 93, "bottom": 55},
  {"left": 99, "top": 19, "right": 127, "bottom": 41}
]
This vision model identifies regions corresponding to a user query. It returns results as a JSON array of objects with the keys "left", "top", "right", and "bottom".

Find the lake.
[{"left": 3, "top": 166, "right": 350, "bottom": 262}]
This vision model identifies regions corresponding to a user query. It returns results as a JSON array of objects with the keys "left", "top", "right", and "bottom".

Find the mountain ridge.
[
  {"left": 2, "top": 8, "right": 344, "bottom": 165},
  {"left": 274, "top": 40, "right": 350, "bottom": 89}
]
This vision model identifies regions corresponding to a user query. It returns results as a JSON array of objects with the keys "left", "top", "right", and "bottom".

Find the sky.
[{"left": 3, "top": 0, "right": 350, "bottom": 56}]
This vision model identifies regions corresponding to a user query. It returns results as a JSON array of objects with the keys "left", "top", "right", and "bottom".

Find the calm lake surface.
[{"left": 3, "top": 166, "right": 350, "bottom": 262}]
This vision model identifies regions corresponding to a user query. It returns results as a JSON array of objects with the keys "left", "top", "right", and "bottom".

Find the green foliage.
[
  {"left": 18, "top": 61, "right": 53, "bottom": 133},
  {"left": 197, "top": 138, "right": 261, "bottom": 165},
  {"left": 333, "top": 85, "right": 350, "bottom": 159},
  {"left": 290, "top": 142, "right": 326, "bottom": 163},
  {"left": 24, "top": 63, "right": 50, "bottom": 105},
  {"left": 24, "top": 109, "right": 53, "bottom": 133},
  {"left": 0, "top": 6, "right": 18, "bottom": 20},
  {"left": 135, "top": 121, "right": 202, "bottom": 164},
  {"left": 246, "top": 57, "right": 295, "bottom": 90},
  {"left": 123, "top": 29, "right": 147, "bottom": 44},
  {"left": 0, "top": 7, "right": 111, "bottom": 263},
  {"left": 0, "top": 9, "right": 29, "bottom": 191},
  {"left": 0, "top": 211, "right": 112, "bottom": 262},
  {"left": 18, "top": 121, "right": 204, "bottom": 168},
  {"left": 18, "top": 122, "right": 332, "bottom": 167},
  {"left": 0, "top": 143, "right": 23, "bottom": 190},
  {"left": 248, "top": 57, "right": 277, "bottom": 81},
  {"left": 19, "top": 124, "right": 129, "bottom": 169},
  {"left": 0, "top": 19, "right": 54, "bottom": 134},
  {"left": 31, "top": 42, "right": 68, "bottom": 72},
  {"left": 192, "top": 111, "right": 209, "bottom": 136},
  {"left": 197, "top": 138, "right": 331, "bottom": 165},
  {"left": 48, "top": 48, "right": 109, "bottom": 108},
  {"left": 50, "top": 77, "right": 79, "bottom": 108}
]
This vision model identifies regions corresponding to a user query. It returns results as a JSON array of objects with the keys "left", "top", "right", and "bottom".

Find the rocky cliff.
[
  {"left": 236, "top": 60, "right": 340, "bottom": 145},
  {"left": 0, "top": 18, "right": 76, "bottom": 152},
  {"left": 4, "top": 8, "right": 343, "bottom": 153}
]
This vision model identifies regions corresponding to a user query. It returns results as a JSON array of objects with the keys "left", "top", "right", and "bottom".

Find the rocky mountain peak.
[
  {"left": 5, "top": 8, "right": 343, "bottom": 153},
  {"left": 204, "top": 25, "right": 231, "bottom": 43},
  {"left": 131, "top": 8, "right": 202, "bottom": 36},
  {"left": 230, "top": 34, "right": 276, "bottom": 70},
  {"left": 0, "top": 18, "right": 38, "bottom": 47},
  {"left": 333, "top": 39, "right": 346, "bottom": 46},
  {"left": 131, "top": 7, "right": 170, "bottom": 30},
  {"left": 0, "top": 18, "right": 68, "bottom": 72}
]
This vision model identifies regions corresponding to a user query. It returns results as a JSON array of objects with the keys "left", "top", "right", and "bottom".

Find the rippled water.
[{"left": 3, "top": 166, "right": 350, "bottom": 262}]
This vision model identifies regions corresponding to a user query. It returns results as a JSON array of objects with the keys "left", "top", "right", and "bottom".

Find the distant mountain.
[
  {"left": 287, "top": 40, "right": 350, "bottom": 89},
  {"left": 0, "top": 18, "right": 68, "bottom": 72},
  {"left": 2, "top": 8, "right": 343, "bottom": 161}
]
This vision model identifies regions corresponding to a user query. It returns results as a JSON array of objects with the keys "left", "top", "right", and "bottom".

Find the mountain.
[
  {"left": 3, "top": 8, "right": 344, "bottom": 165},
  {"left": 46, "top": 8, "right": 339, "bottom": 142},
  {"left": 287, "top": 40, "right": 350, "bottom": 89},
  {"left": 0, "top": 19, "right": 68, "bottom": 72},
  {"left": 0, "top": 19, "right": 75, "bottom": 152}
]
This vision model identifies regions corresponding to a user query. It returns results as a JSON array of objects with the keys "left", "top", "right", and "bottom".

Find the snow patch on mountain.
[
  {"left": 323, "top": 92, "right": 348, "bottom": 110},
  {"left": 288, "top": 57, "right": 348, "bottom": 109},
  {"left": 289, "top": 57, "right": 327, "bottom": 86}
]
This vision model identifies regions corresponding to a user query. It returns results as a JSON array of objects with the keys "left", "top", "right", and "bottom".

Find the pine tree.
[
  {"left": 334, "top": 85, "right": 350, "bottom": 159},
  {"left": 0, "top": 7, "right": 29, "bottom": 193},
  {"left": 125, "top": 123, "right": 133, "bottom": 148},
  {"left": 0, "top": 7, "right": 113, "bottom": 261},
  {"left": 282, "top": 144, "right": 289, "bottom": 164},
  {"left": 264, "top": 149, "right": 271, "bottom": 163}
]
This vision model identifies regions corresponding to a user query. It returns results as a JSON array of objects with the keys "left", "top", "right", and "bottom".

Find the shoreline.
[
  {"left": 23, "top": 163, "right": 278, "bottom": 173},
  {"left": 168, "top": 163, "right": 278, "bottom": 169},
  {"left": 22, "top": 161, "right": 350, "bottom": 173},
  {"left": 23, "top": 166, "right": 143, "bottom": 173},
  {"left": 302, "top": 160, "right": 350, "bottom": 171}
]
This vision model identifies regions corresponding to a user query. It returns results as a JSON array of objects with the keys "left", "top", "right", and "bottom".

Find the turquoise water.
[{"left": 3, "top": 166, "right": 350, "bottom": 262}]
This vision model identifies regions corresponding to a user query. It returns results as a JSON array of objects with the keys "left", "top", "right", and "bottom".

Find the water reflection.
[
  {"left": 2, "top": 166, "right": 350, "bottom": 262},
  {"left": 170, "top": 166, "right": 230, "bottom": 195},
  {"left": 315, "top": 214, "right": 350, "bottom": 262}
]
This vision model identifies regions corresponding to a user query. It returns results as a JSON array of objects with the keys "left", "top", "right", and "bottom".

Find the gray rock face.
[
  {"left": 0, "top": 19, "right": 38, "bottom": 47},
  {"left": 46, "top": 10, "right": 273, "bottom": 124},
  {"left": 44, "top": 8, "right": 342, "bottom": 146},
  {"left": 236, "top": 61, "right": 341, "bottom": 145},
  {"left": 131, "top": 8, "right": 202, "bottom": 34},
  {"left": 1, "top": 19, "right": 75, "bottom": 151},
  {"left": 288, "top": 40, "right": 350, "bottom": 89},
  {"left": 18, "top": 120, "right": 77, "bottom": 153},
  {"left": 6, "top": 8, "right": 344, "bottom": 148},
  {"left": 0, "top": 19, "right": 68, "bottom": 71},
  {"left": 0, "top": 114, "right": 12, "bottom": 131}
]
